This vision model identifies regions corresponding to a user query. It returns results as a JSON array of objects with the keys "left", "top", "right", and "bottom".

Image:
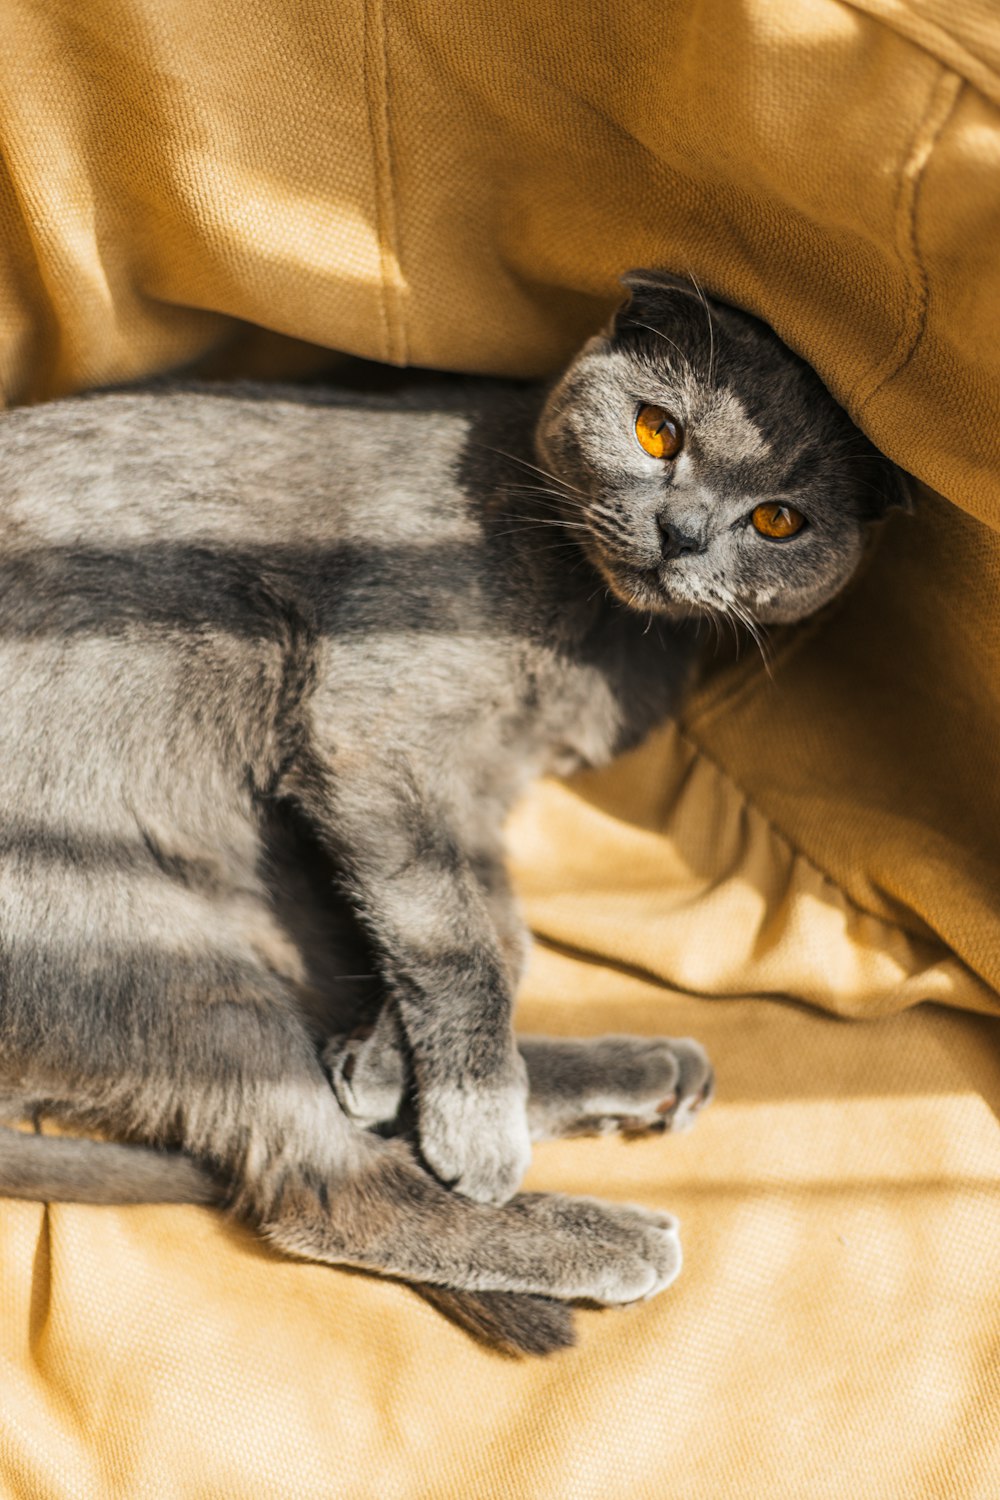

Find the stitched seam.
[
  {"left": 363, "top": 0, "right": 406, "bottom": 366},
  {"left": 834, "top": 0, "right": 1000, "bottom": 104},
  {"left": 856, "top": 68, "right": 964, "bottom": 415},
  {"left": 361, "top": 1, "right": 390, "bottom": 361},
  {"left": 380, "top": 1, "right": 407, "bottom": 365}
]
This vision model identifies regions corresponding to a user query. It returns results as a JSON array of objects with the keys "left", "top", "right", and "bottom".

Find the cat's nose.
[{"left": 657, "top": 517, "right": 703, "bottom": 560}]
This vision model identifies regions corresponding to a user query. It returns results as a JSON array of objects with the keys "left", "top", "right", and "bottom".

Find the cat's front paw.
[{"left": 419, "top": 1073, "right": 532, "bottom": 1205}]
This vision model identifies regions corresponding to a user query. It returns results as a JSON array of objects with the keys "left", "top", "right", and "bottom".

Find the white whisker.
[
  {"left": 479, "top": 445, "right": 585, "bottom": 498},
  {"left": 495, "top": 515, "right": 590, "bottom": 534},
  {"left": 625, "top": 320, "right": 695, "bottom": 380},
  {"left": 686, "top": 271, "right": 716, "bottom": 386}
]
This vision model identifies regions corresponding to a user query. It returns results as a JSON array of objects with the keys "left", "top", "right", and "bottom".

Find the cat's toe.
[
  {"left": 587, "top": 1204, "right": 683, "bottom": 1302},
  {"left": 573, "top": 1036, "right": 713, "bottom": 1139},
  {"left": 657, "top": 1039, "right": 714, "bottom": 1134},
  {"left": 552, "top": 1198, "right": 683, "bottom": 1303}
]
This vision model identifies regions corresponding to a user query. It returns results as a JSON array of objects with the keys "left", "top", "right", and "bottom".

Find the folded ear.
[
  {"left": 883, "top": 462, "right": 915, "bottom": 515},
  {"left": 620, "top": 268, "right": 702, "bottom": 300},
  {"left": 615, "top": 268, "right": 712, "bottom": 337},
  {"left": 857, "top": 456, "right": 915, "bottom": 521}
]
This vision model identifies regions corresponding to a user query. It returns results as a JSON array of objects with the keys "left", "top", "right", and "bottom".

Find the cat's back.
[
  {"left": 0, "top": 379, "right": 556, "bottom": 808},
  {"left": 0, "top": 380, "right": 517, "bottom": 890},
  {"left": 0, "top": 380, "right": 480, "bottom": 553}
]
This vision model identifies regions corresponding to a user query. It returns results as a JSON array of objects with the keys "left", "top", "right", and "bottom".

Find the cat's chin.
[{"left": 598, "top": 563, "right": 703, "bottom": 621}]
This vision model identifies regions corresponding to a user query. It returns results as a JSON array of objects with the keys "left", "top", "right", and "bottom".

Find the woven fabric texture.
[{"left": 0, "top": 0, "right": 998, "bottom": 1494}]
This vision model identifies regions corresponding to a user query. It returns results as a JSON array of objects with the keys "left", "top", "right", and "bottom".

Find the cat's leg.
[
  {"left": 327, "top": 1013, "right": 714, "bottom": 1141},
  {"left": 285, "top": 756, "right": 532, "bottom": 1205},
  {"left": 468, "top": 849, "right": 533, "bottom": 989},
  {"left": 4, "top": 946, "right": 681, "bottom": 1326},
  {"left": 261, "top": 1127, "right": 685, "bottom": 1313}
]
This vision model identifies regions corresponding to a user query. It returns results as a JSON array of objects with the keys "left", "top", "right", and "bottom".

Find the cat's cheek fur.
[{"left": 748, "top": 530, "right": 867, "bottom": 623}]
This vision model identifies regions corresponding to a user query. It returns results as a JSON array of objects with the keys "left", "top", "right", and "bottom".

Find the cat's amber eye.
[
  {"left": 751, "top": 502, "right": 806, "bottom": 540},
  {"left": 634, "top": 404, "right": 683, "bottom": 460}
]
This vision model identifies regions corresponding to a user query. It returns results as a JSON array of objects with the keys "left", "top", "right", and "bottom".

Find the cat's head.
[{"left": 536, "top": 270, "right": 908, "bottom": 625}]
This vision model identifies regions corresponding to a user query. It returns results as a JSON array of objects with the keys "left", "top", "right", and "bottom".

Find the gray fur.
[
  {"left": 326, "top": 1012, "right": 713, "bottom": 1141},
  {"left": 0, "top": 273, "right": 901, "bottom": 1352},
  {"left": 0, "top": 1128, "right": 220, "bottom": 1204}
]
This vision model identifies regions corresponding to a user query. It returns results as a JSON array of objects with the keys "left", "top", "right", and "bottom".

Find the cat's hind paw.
[
  {"left": 324, "top": 1016, "right": 407, "bottom": 1131},
  {"left": 524, "top": 1034, "right": 714, "bottom": 1142},
  {"left": 621, "top": 1036, "right": 714, "bottom": 1137}
]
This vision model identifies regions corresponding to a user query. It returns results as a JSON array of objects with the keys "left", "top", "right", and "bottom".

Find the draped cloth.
[{"left": 1, "top": 2, "right": 999, "bottom": 1494}]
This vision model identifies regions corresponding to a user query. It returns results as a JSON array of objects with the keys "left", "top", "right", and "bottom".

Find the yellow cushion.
[
  {"left": 4, "top": 966, "right": 1000, "bottom": 1497},
  {"left": 1, "top": 0, "right": 999, "bottom": 1492}
]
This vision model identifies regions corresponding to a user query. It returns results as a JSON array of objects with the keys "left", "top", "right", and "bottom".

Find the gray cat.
[{"left": 0, "top": 271, "right": 904, "bottom": 1353}]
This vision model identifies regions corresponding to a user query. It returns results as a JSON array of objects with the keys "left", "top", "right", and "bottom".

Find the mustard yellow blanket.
[{"left": 1, "top": 1, "right": 998, "bottom": 1494}]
